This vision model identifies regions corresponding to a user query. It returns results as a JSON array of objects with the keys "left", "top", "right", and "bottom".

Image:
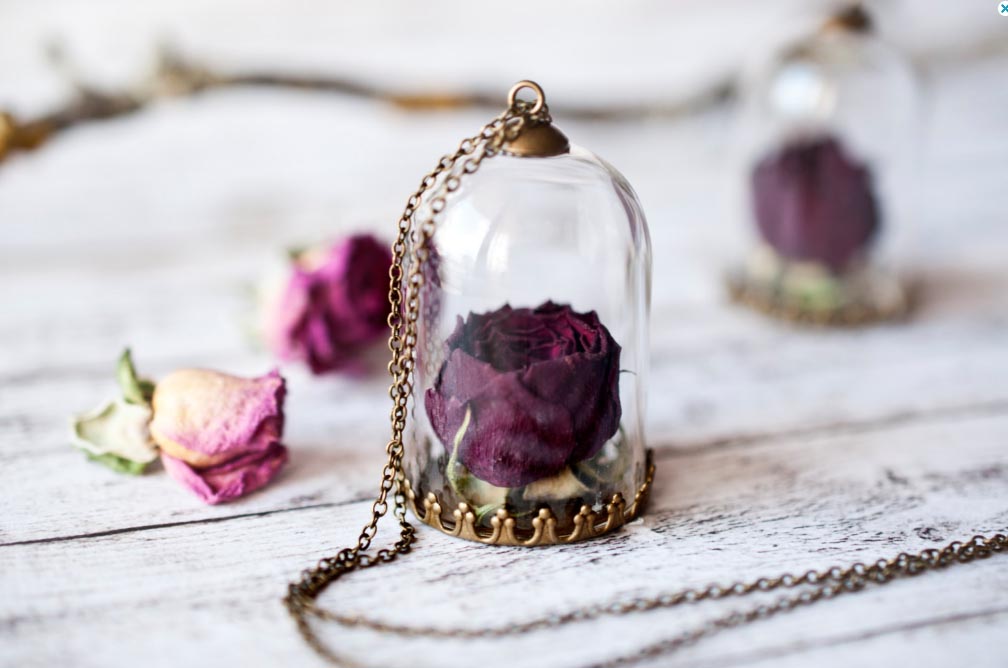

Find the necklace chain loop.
[
  {"left": 284, "top": 97, "right": 539, "bottom": 664},
  {"left": 284, "top": 94, "right": 1007, "bottom": 667}
]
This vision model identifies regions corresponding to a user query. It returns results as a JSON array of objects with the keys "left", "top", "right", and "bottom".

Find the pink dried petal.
[
  {"left": 161, "top": 442, "right": 288, "bottom": 505},
  {"left": 266, "top": 234, "right": 392, "bottom": 374},
  {"left": 150, "top": 369, "right": 285, "bottom": 467}
]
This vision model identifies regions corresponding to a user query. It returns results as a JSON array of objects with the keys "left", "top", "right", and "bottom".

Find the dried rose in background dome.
[
  {"left": 726, "top": 3, "right": 916, "bottom": 325},
  {"left": 751, "top": 136, "right": 879, "bottom": 273}
]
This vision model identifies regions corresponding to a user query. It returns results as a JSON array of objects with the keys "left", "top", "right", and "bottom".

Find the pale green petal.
[
  {"left": 84, "top": 451, "right": 149, "bottom": 476},
  {"left": 117, "top": 348, "right": 155, "bottom": 405},
  {"left": 71, "top": 399, "right": 158, "bottom": 470},
  {"left": 459, "top": 475, "right": 510, "bottom": 510},
  {"left": 443, "top": 406, "right": 509, "bottom": 516}
]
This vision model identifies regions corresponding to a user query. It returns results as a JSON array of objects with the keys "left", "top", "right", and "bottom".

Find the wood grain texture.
[
  {"left": 0, "top": 9, "right": 1006, "bottom": 667},
  {"left": 2, "top": 411, "right": 1006, "bottom": 668}
]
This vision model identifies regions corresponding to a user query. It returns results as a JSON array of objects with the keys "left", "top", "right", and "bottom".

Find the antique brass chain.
[
  {"left": 293, "top": 532, "right": 1006, "bottom": 666},
  {"left": 283, "top": 82, "right": 549, "bottom": 664},
  {"left": 284, "top": 82, "right": 1007, "bottom": 667}
]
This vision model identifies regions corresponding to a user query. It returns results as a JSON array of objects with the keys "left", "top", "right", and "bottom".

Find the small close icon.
[{"left": 1001, "top": 2, "right": 1008, "bottom": 14}]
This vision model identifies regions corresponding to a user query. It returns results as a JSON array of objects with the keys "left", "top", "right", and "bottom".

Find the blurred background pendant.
[
  {"left": 403, "top": 82, "right": 654, "bottom": 545},
  {"left": 726, "top": 4, "right": 919, "bottom": 326}
]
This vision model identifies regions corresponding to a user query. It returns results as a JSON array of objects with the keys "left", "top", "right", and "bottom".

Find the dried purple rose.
[
  {"left": 751, "top": 136, "right": 879, "bottom": 272},
  {"left": 266, "top": 234, "right": 392, "bottom": 374},
  {"left": 425, "top": 302, "right": 622, "bottom": 488}
]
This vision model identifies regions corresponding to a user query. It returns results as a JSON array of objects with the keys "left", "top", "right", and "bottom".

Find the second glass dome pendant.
[{"left": 727, "top": 4, "right": 919, "bottom": 326}]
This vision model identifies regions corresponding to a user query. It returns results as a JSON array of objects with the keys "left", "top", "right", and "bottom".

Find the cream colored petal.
[
  {"left": 521, "top": 467, "right": 590, "bottom": 501},
  {"left": 149, "top": 368, "right": 284, "bottom": 466},
  {"left": 256, "top": 251, "right": 297, "bottom": 352},
  {"left": 71, "top": 399, "right": 158, "bottom": 464}
]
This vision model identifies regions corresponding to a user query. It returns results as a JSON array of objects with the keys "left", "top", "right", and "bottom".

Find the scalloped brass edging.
[
  {"left": 724, "top": 272, "right": 912, "bottom": 327},
  {"left": 404, "top": 450, "right": 655, "bottom": 546}
]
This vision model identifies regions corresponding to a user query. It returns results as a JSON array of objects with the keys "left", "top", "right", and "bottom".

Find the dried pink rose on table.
[
  {"left": 151, "top": 368, "right": 289, "bottom": 504},
  {"left": 71, "top": 349, "right": 290, "bottom": 504},
  {"left": 265, "top": 234, "right": 392, "bottom": 374},
  {"left": 425, "top": 302, "right": 622, "bottom": 488},
  {"left": 751, "top": 136, "right": 879, "bottom": 272}
]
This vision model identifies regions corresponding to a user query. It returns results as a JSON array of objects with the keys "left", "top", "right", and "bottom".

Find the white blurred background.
[
  {"left": 0, "top": 0, "right": 1004, "bottom": 383},
  {"left": 0, "top": 1, "right": 1003, "bottom": 113}
]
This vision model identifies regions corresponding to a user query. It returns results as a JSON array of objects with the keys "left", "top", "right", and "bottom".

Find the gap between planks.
[
  {"left": 660, "top": 397, "right": 1008, "bottom": 457},
  {"left": 0, "top": 500, "right": 350, "bottom": 548},
  {"left": 681, "top": 604, "right": 1008, "bottom": 668},
  {"left": 3, "top": 398, "right": 1005, "bottom": 549}
]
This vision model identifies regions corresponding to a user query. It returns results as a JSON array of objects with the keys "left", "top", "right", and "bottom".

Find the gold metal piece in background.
[
  {"left": 0, "top": 112, "right": 51, "bottom": 161},
  {"left": 405, "top": 452, "right": 655, "bottom": 546},
  {"left": 821, "top": 3, "right": 872, "bottom": 34}
]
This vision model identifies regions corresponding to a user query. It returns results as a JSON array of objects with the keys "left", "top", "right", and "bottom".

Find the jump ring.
[{"left": 506, "top": 80, "right": 546, "bottom": 115}]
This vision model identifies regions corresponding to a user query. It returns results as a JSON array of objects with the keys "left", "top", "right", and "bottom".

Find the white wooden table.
[{"left": 2, "top": 4, "right": 1007, "bottom": 667}]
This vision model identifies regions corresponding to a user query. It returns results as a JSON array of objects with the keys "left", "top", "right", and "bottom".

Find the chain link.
[
  {"left": 301, "top": 534, "right": 1006, "bottom": 653},
  {"left": 283, "top": 89, "right": 1007, "bottom": 668},
  {"left": 583, "top": 532, "right": 1007, "bottom": 668},
  {"left": 283, "top": 93, "right": 547, "bottom": 665}
]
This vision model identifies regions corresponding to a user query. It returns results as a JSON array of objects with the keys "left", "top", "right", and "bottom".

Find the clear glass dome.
[
  {"left": 403, "top": 143, "right": 652, "bottom": 543},
  {"left": 727, "top": 9, "right": 918, "bottom": 324}
]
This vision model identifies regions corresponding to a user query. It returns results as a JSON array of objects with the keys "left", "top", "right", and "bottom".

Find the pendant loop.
[{"left": 507, "top": 80, "right": 546, "bottom": 115}]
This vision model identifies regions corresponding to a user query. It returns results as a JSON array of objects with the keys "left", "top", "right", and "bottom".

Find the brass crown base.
[
  {"left": 725, "top": 271, "right": 912, "bottom": 327},
  {"left": 404, "top": 451, "right": 655, "bottom": 547}
]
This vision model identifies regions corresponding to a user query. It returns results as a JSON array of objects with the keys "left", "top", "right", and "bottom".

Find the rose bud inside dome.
[{"left": 425, "top": 301, "right": 622, "bottom": 489}]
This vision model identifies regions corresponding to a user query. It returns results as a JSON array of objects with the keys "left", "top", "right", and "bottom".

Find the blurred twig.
[
  {"left": 0, "top": 45, "right": 734, "bottom": 165},
  {"left": 154, "top": 49, "right": 736, "bottom": 119}
]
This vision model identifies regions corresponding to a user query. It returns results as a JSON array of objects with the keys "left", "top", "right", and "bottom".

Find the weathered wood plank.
[
  {"left": 3, "top": 320, "right": 1006, "bottom": 544},
  {"left": 0, "top": 16, "right": 1005, "bottom": 667},
  {"left": 0, "top": 57, "right": 1006, "bottom": 549},
  {"left": 2, "top": 410, "right": 1005, "bottom": 668}
]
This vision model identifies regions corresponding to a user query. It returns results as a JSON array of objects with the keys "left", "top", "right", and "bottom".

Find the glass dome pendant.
[{"left": 727, "top": 4, "right": 918, "bottom": 325}]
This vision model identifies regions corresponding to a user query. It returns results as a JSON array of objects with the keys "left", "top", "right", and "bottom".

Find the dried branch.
[{"left": 0, "top": 46, "right": 733, "bottom": 165}]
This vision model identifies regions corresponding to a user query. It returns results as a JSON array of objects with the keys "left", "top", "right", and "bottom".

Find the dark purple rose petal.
[
  {"left": 521, "top": 355, "right": 621, "bottom": 463},
  {"left": 425, "top": 301, "right": 622, "bottom": 487},
  {"left": 431, "top": 373, "right": 575, "bottom": 488},
  {"left": 751, "top": 136, "right": 879, "bottom": 272}
]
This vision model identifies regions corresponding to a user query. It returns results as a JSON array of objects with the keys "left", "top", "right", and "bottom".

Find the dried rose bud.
[
  {"left": 151, "top": 368, "right": 288, "bottom": 504},
  {"left": 425, "top": 302, "right": 622, "bottom": 488},
  {"left": 751, "top": 136, "right": 879, "bottom": 272},
  {"left": 266, "top": 234, "right": 392, "bottom": 374}
]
